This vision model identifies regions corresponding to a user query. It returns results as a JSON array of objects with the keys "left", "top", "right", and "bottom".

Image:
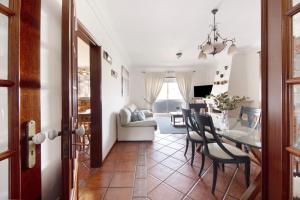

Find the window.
[
  {"left": 157, "top": 78, "right": 183, "bottom": 100},
  {"left": 154, "top": 78, "right": 184, "bottom": 113}
]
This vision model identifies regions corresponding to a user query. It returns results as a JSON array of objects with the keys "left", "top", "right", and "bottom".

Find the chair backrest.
[
  {"left": 182, "top": 108, "right": 196, "bottom": 134},
  {"left": 189, "top": 103, "right": 207, "bottom": 113},
  {"left": 194, "top": 113, "right": 244, "bottom": 159},
  {"left": 239, "top": 106, "right": 261, "bottom": 129}
]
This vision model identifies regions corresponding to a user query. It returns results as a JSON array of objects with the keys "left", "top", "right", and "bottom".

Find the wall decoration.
[
  {"left": 103, "top": 51, "right": 112, "bottom": 64},
  {"left": 211, "top": 56, "right": 232, "bottom": 96},
  {"left": 111, "top": 69, "right": 118, "bottom": 79},
  {"left": 121, "top": 66, "right": 129, "bottom": 97}
]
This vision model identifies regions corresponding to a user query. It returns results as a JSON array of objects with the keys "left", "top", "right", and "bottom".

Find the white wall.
[
  {"left": 228, "top": 51, "right": 261, "bottom": 107},
  {"left": 76, "top": 0, "right": 131, "bottom": 159},
  {"left": 41, "top": 0, "right": 62, "bottom": 199},
  {"left": 191, "top": 67, "right": 216, "bottom": 97}
]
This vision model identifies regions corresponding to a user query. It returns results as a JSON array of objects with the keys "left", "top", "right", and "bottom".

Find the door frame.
[
  {"left": 261, "top": 0, "right": 296, "bottom": 199},
  {"left": 61, "top": 0, "right": 75, "bottom": 199},
  {"left": 61, "top": 1, "right": 103, "bottom": 199},
  {"left": 76, "top": 20, "right": 103, "bottom": 168}
]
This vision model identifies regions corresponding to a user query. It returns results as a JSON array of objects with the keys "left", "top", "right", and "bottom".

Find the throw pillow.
[
  {"left": 137, "top": 111, "right": 146, "bottom": 120},
  {"left": 131, "top": 111, "right": 145, "bottom": 122},
  {"left": 140, "top": 110, "right": 153, "bottom": 118}
]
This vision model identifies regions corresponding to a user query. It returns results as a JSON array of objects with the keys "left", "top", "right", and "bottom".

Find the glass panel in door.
[
  {"left": 294, "top": 0, "right": 300, "bottom": 6},
  {"left": 290, "top": 85, "right": 300, "bottom": 200},
  {"left": 0, "top": 83, "right": 8, "bottom": 154},
  {"left": 0, "top": 0, "right": 9, "bottom": 7},
  {"left": 290, "top": 85, "right": 300, "bottom": 147},
  {"left": 0, "top": 159, "right": 9, "bottom": 200},
  {"left": 0, "top": 13, "right": 8, "bottom": 80}
]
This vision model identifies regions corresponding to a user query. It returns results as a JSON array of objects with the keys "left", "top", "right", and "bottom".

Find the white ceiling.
[{"left": 92, "top": 0, "right": 261, "bottom": 69}]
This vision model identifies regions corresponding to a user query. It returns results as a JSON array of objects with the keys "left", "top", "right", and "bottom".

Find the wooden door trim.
[
  {"left": 261, "top": 0, "right": 295, "bottom": 199},
  {"left": 8, "top": 0, "right": 20, "bottom": 198},
  {"left": 0, "top": 4, "right": 15, "bottom": 16},
  {"left": 0, "top": 151, "right": 14, "bottom": 161},
  {"left": 260, "top": 0, "right": 268, "bottom": 198},
  {"left": 76, "top": 21, "right": 103, "bottom": 168},
  {"left": 77, "top": 20, "right": 98, "bottom": 46},
  {"left": 19, "top": 1, "right": 42, "bottom": 199},
  {"left": 61, "top": 0, "right": 74, "bottom": 199}
]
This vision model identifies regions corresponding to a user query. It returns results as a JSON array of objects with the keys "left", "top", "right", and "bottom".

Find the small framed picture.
[
  {"left": 111, "top": 69, "right": 118, "bottom": 79},
  {"left": 103, "top": 51, "right": 112, "bottom": 64}
]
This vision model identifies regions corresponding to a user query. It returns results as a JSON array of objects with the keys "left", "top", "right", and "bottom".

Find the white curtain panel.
[
  {"left": 176, "top": 72, "right": 193, "bottom": 106},
  {"left": 144, "top": 72, "right": 165, "bottom": 109}
]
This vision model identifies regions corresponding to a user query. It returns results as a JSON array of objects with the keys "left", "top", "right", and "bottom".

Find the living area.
[{"left": 78, "top": 0, "right": 267, "bottom": 199}]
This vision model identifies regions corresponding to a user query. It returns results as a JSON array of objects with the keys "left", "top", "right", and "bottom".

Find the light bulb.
[
  {"left": 228, "top": 44, "right": 237, "bottom": 55},
  {"left": 199, "top": 51, "right": 207, "bottom": 59},
  {"left": 214, "top": 42, "right": 226, "bottom": 53},
  {"left": 203, "top": 42, "right": 214, "bottom": 54}
]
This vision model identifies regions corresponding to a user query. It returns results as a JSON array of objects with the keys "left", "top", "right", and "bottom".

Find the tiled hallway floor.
[{"left": 78, "top": 132, "right": 260, "bottom": 200}]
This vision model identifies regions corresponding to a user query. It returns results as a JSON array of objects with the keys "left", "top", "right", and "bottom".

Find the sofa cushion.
[
  {"left": 126, "top": 118, "right": 157, "bottom": 127},
  {"left": 127, "top": 104, "right": 137, "bottom": 112},
  {"left": 131, "top": 111, "right": 146, "bottom": 122},
  {"left": 120, "top": 108, "right": 132, "bottom": 125}
]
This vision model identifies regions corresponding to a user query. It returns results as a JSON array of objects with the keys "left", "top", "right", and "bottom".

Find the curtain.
[
  {"left": 144, "top": 72, "right": 164, "bottom": 109},
  {"left": 175, "top": 72, "right": 193, "bottom": 107}
]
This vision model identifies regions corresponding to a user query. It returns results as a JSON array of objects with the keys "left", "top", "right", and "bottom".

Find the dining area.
[{"left": 182, "top": 105, "right": 262, "bottom": 200}]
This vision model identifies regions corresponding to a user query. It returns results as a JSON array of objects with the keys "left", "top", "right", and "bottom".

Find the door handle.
[
  {"left": 25, "top": 120, "right": 46, "bottom": 168},
  {"left": 48, "top": 126, "right": 85, "bottom": 140}
]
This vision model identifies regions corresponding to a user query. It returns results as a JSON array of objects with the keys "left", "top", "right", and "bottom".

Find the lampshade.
[
  {"left": 202, "top": 42, "right": 214, "bottom": 54},
  {"left": 214, "top": 42, "right": 226, "bottom": 54},
  {"left": 228, "top": 44, "right": 237, "bottom": 55},
  {"left": 198, "top": 51, "right": 207, "bottom": 59}
]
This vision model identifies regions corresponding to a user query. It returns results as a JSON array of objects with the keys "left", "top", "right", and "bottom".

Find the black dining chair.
[
  {"left": 236, "top": 106, "right": 261, "bottom": 150},
  {"left": 182, "top": 108, "right": 214, "bottom": 166},
  {"left": 238, "top": 106, "right": 261, "bottom": 129},
  {"left": 194, "top": 113, "right": 251, "bottom": 194},
  {"left": 189, "top": 103, "right": 207, "bottom": 113}
]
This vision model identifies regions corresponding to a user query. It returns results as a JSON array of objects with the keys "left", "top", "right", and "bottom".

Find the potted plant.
[{"left": 208, "top": 92, "right": 248, "bottom": 119}]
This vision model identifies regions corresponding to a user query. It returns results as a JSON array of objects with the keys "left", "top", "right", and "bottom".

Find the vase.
[{"left": 221, "top": 110, "right": 229, "bottom": 130}]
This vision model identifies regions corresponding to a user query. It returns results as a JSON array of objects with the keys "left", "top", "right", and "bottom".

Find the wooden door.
[
  {"left": 262, "top": 0, "right": 300, "bottom": 199},
  {"left": 61, "top": 0, "right": 78, "bottom": 199},
  {"left": 283, "top": 1, "right": 300, "bottom": 199},
  {"left": 0, "top": 1, "right": 20, "bottom": 199}
]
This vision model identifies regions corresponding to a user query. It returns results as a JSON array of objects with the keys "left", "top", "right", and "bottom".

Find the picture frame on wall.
[
  {"left": 103, "top": 51, "right": 112, "bottom": 64},
  {"left": 121, "top": 66, "right": 129, "bottom": 97}
]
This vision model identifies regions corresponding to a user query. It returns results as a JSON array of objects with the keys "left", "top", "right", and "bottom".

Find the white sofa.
[{"left": 117, "top": 104, "right": 157, "bottom": 141}]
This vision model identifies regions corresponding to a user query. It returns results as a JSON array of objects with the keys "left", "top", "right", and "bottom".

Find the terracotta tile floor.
[{"left": 78, "top": 132, "right": 261, "bottom": 200}]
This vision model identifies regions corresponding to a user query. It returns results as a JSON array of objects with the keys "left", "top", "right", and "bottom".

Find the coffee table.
[{"left": 170, "top": 112, "right": 185, "bottom": 127}]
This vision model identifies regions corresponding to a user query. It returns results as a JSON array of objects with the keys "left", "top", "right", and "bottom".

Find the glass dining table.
[
  {"left": 210, "top": 113, "right": 262, "bottom": 149},
  {"left": 208, "top": 113, "right": 262, "bottom": 200}
]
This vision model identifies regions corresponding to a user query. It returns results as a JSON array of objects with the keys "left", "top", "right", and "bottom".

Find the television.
[{"left": 194, "top": 85, "right": 213, "bottom": 98}]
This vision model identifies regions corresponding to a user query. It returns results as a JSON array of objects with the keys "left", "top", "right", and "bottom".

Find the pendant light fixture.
[{"left": 198, "top": 9, "right": 237, "bottom": 59}]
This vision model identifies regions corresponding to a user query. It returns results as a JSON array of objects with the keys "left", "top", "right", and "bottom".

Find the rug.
[{"left": 154, "top": 116, "right": 186, "bottom": 134}]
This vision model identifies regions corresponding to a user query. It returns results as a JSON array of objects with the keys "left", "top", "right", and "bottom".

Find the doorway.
[{"left": 76, "top": 21, "right": 103, "bottom": 168}]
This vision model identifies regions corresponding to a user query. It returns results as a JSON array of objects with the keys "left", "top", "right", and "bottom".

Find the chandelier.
[{"left": 198, "top": 9, "right": 237, "bottom": 59}]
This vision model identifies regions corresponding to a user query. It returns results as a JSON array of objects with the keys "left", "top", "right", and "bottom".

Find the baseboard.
[{"left": 102, "top": 139, "right": 117, "bottom": 162}]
